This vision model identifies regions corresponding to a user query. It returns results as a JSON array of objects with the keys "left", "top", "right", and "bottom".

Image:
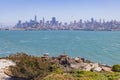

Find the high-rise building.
[
  {"left": 34, "top": 15, "right": 37, "bottom": 22},
  {"left": 91, "top": 18, "right": 94, "bottom": 23},
  {"left": 16, "top": 20, "right": 22, "bottom": 27},
  {"left": 43, "top": 17, "right": 45, "bottom": 25},
  {"left": 51, "top": 17, "right": 57, "bottom": 25}
]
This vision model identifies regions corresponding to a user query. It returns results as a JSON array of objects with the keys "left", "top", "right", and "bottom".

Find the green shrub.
[
  {"left": 112, "top": 64, "right": 120, "bottom": 72},
  {"left": 102, "top": 71, "right": 120, "bottom": 80},
  {"left": 6, "top": 53, "right": 52, "bottom": 80}
]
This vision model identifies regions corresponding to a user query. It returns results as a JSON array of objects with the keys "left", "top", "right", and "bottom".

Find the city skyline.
[
  {"left": 0, "top": 0, "right": 120, "bottom": 25},
  {"left": 13, "top": 15, "right": 120, "bottom": 31}
]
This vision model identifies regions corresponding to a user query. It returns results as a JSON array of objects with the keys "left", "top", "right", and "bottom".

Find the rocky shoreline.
[
  {"left": 43, "top": 54, "right": 112, "bottom": 72},
  {"left": 0, "top": 53, "right": 117, "bottom": 80}
]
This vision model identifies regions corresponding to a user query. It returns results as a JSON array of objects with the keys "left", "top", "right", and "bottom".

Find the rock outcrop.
[
  {"left": 0, "top": 59, "right": 15, "bottom": 80},
  {"left": 46, "top": 54, "right": 112, "bottom": 72}
]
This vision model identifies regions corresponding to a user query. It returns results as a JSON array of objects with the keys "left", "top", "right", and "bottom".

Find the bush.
[
  {"left": 6, "top": 53, "right": 52, "bottom": 80},
  {"left": 112, "top": 64, "right": 120, "bottom": 72}
]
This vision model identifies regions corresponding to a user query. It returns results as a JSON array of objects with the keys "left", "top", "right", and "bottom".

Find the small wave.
[
  {"left": 42, "top": 37, "right": 48, "bottom": 40},
  {"left": 75, "top": 36, "right": 81, "bottom": 40},
  {"left": 20, "top": 40, "right": 32, "bottom": 43}
]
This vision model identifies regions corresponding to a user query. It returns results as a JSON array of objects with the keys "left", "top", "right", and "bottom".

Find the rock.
[
  {"left": 70, "top": 63, "right": 81, "bottom": 69},
  {"left": 74, "top": 57, "right": 83, "bottom": 63},
  {"left": 79, "top": 63, "right": 102, "bottom": 72},
  {"left": 89, "top": 63, "right": 102, "bottom": 72},
  {"left": 93, "top": 67, "right": 102, "bottom": 72},
  {"left": 42, "top": 53, "right": 49, "bottom": 59},
  {"left": 68, "top": 58, "right": 77, "bottom": 64},
  {"left": 90, "top": 63, "right": 99, "bottom": 68},
  {"left": 43, "top": 53, "right": 49, "bottom": 57},
  {"left": 0, "top": 59, "right": 15, "bottom": 80},
  {"left": 79, "top": 63, "right": 92, "bottom": 71},
  {"left": 0, "top": 59, "right": 15, "bottom": 68},
  {"left": 75, "top": 57, "right": 79, "bottom": 61},
  {"left": 0, "top": 72, "right": 10, "bottom": 80},
  {"left": 85, "top": 60, "right": 91, "bottom": 63},
  {"left": 83, "top": 63, "right": 92, "bottom": 71},
  {"left": 59, "top": 54, "right": 68, "bottom": 58},
  {"left": 101, "top": 66, "right": 112, "bottom": 72}
]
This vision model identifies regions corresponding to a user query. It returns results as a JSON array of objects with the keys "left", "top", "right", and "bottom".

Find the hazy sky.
[{"left": 0, "top": 0, "right": 120, "bottom": 25}]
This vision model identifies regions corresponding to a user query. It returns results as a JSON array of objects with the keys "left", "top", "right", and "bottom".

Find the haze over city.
[{"left": 0, "top": 0, "right": 120, "bottom": 25}]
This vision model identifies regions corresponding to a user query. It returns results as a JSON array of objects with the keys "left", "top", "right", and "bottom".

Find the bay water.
[{"left": 0, "top": 30, "right": 120, "bottom": 65}]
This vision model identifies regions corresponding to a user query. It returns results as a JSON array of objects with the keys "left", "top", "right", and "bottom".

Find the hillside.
[{"left": 0, "top": 52, "right": 120, "bottom": 80}]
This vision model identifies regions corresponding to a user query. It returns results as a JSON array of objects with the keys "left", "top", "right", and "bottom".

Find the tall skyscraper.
[
  {"left": 34, "top": 15, "right": 37, "bottom": 22},
  {"left": 16, "top": 20, "right": 22, "bottom": 27},
  {"left": 51, "top": 17, "right": 56, "bottom": 25},
  {"left": 43, "top": 17, "right": 45, "bottom": 25}
]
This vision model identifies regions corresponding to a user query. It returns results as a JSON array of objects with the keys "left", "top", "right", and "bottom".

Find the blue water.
[{"left": 0, "top": 30, "right": 120, "bottom": 65}]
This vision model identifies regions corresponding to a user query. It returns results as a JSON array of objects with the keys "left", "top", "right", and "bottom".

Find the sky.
[{"left": 0, "top": 0, "right": 120, "bottom": 25}]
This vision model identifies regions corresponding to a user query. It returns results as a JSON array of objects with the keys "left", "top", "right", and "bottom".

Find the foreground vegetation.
[{"left": 3, "top": 52, "right": 120, "bottom": 80}]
